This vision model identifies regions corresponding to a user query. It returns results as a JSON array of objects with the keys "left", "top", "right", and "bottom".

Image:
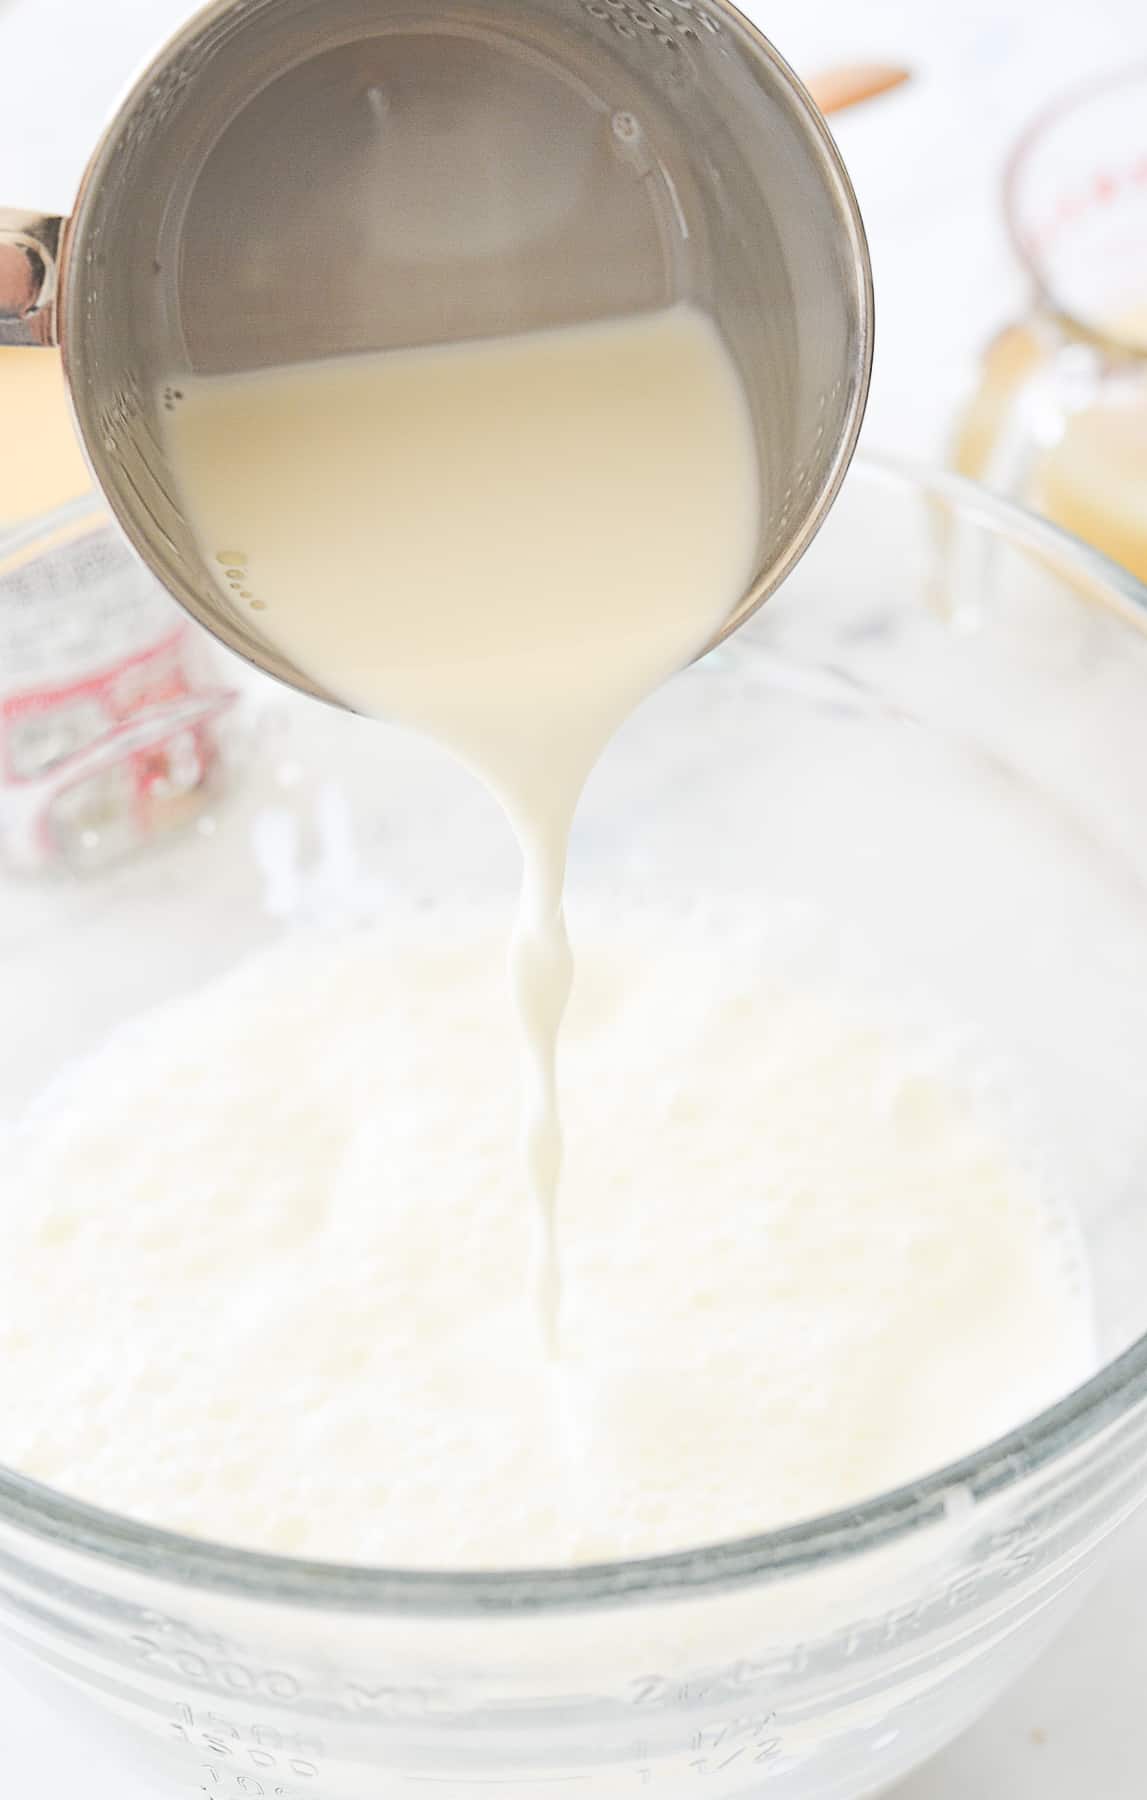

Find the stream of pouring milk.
[{"left": 163, "top": 305, "right": 760, "bottom": 1349}]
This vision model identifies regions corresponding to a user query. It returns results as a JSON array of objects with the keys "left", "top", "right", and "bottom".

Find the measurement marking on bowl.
[{"left": 134, "top": 1635, "right": 303, "bottom": 1699}]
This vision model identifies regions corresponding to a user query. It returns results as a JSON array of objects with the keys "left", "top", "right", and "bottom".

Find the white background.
[{"left": 2, "top": 0, "right": 1147, "bottom": 1792}]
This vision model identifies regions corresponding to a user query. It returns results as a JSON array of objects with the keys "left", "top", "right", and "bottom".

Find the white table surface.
[{"left": 2, "top": 0, "right": 1146, "bottom": 1792}]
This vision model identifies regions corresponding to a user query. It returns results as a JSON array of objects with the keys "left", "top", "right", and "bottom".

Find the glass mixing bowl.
[{"left": 1, "top": 458, "right": 1147, "bottom": 1799}]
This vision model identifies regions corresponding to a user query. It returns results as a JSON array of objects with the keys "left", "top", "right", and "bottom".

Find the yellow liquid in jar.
[
  {"left": 1036, "top": 304, "right": 1147, "bottom": 584},
  {"left": 0, "top": 349, "right": 92, "bottom": 526}
]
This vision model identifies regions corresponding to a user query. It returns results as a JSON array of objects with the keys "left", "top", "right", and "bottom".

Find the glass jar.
[
  {"left": 2, "top": 460, "right": 1147, "bottom": 1798},
  {"left": 0, "top": 498, "right": 239, "bottom": 873}
]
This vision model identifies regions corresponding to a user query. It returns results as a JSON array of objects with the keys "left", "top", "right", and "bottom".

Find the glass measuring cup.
[
  {"left": 3, "top": 459, "right": 1147, "bottom": 1797},
  {"left": 952, "top": 65, "right": 1147, "bottom": 581}
]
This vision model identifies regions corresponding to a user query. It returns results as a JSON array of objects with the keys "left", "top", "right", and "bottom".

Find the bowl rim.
[{"left": 3, "top": 453, "right": 1147, "bottom": 1616}]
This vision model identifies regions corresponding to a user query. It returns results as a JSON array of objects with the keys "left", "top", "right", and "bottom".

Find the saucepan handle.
[{"left": 0, "top": 209, "right": 66, "bottom": 347}]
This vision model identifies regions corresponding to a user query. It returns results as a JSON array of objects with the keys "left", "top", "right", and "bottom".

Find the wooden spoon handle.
[{"left": 808, "top": 64, "right": 910, "bottom": 116}]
